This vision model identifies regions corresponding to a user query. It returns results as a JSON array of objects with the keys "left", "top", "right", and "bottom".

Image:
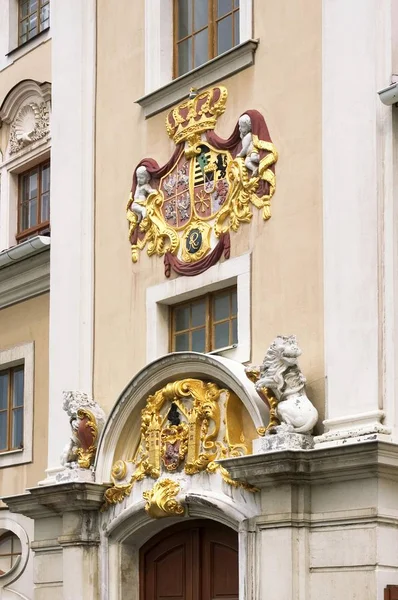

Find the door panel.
[
  {"left": 140, "top": 521, "right": 238, "bottom": 600},
  {"left": 142, "top": 529, "right": 194, "bottom": 600},
  {"left": 201, "top": 525, "right": 239, "bottom": 600}
]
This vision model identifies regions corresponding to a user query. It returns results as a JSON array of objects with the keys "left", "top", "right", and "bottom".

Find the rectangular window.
[
  {"left": 17, "top": 161, "right": 50, "bottom": 242},
  {"left": 174, "top": 0, "right": 240, "bottom": 77},
  {"left": 170, "top": 287, "right": 238, "bottom": 352},
  {"left": 0, "top": 366, "right": 24, "bottom": 453},
  {"left": 18, "top": 0, "right": 50, "bottom": 46}
]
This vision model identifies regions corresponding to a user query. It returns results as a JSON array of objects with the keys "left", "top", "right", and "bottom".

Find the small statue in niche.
[
  {"left": 131, "top": 165, "right": 155, "bottom": 223},
  {"left": 236, "top": 113, "right": 260, "bottom": 177},
  {"left": 246, "top": 335, "right": 318, "bottom": 434}
]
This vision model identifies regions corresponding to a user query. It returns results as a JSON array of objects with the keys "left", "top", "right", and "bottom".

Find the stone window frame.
[
  {"left": 146, "top": 252, "right": 251, "bottom": 364},
  {"left": 0, "top": 342, "right": 34, "bottom": 468},
  {"left": 0, "top": 80, "right": 51, "bottom": 252},
  {"left": 139, "top": 0, "right": 256, "bottom": 118}
]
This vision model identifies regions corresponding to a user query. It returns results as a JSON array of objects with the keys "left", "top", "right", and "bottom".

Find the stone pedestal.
[{"left": 253, "top": 426, "right": 314, "bottom": 453}]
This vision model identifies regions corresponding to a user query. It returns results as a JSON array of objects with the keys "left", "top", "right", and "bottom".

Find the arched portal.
[
  {"left": 140, "top": 519, "right": 238, "bottom": 600},
  {"left": 97, "top": 352, "right": 267, "bottom": 599}
]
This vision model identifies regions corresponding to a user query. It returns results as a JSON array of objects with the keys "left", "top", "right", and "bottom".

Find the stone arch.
[
  {"left": 96, "top": 352, "right": 265, "bottom": 599},
  {"left": 0, "top": 80, "right": 51, "bottom": 125},
  {"left": 95, "top": 351, "right": 268, "bottom": 483}
]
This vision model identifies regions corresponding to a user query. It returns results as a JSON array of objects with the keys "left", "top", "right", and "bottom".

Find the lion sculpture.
[
  {"left": 252, "top": 335, "right": 318, "bottom": 434},
  {"left": 61, "top": 391, "right": 106, "bottom": 467}
]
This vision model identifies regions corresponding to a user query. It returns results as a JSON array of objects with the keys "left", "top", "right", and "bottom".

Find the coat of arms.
[{"left": 127, "top": 86, "right": 278, "bottom": 277}]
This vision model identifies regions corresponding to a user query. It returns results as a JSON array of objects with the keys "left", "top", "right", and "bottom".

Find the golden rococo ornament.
[
  {"left": 143, "top": 479, "right": 185, "bottom": 519},
  {"left": 103, "top": 378, "right": 258, "bottom": 514},
  {"left": 126, "top": 86, "right": 278, "bottom": 278}
]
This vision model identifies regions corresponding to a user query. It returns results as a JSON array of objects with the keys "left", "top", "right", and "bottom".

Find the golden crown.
[{"left": 166, "top": 86, "right": 228, "bottom": 145}]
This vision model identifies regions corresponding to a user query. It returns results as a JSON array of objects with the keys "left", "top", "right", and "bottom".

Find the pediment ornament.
[{"left": 9, "top": 101, "right": 49, "bottom": 154}]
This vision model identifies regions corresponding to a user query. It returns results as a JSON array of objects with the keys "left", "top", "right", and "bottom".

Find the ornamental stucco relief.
[{"left": 9, "top": 101, "right": 50, "bottom": 154}]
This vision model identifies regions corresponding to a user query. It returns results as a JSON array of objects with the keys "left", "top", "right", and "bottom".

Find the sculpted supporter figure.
[
  {"left": 246, "top": 335, "right": 318, "bottom": 434},
  {"left": 131, "top": 165, "right": 155, "bottom": 223},
  {"left": 236, "top": 113, "right": 260, "bottom": 177}
]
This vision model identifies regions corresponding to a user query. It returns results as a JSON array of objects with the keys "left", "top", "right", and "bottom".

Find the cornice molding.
[
  {"left": 136, "top": 39, "right": 259, "bottom": 118},
  {"left": 3, "top": 482, "right": 109, "bottom": 520},
  {"left": 0, "top": 237, "right": 50, "bottom": 309},
  {"left": 218, "top": 440, "right": 398, "bottom": 487}
]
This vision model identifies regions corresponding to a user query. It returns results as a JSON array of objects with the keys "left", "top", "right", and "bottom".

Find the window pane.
[
  {"left": 178, "top": 0, "right": 192, "bottom": 39},
  {"left": 21, "top": 202, "right": 30, "bottom": 231},
  {"left": 178, "top": 38, "right": 192, "bottom": 76},
  {"left": 20, "top": 19, "right": 29, "bottom": 36},
  {"left": 29, "top": 0, "right": 38, "bottom": 12},
  {"left": 194, "top": 28, "right": 208, "bottom": 68},
  {"left": 28, "top": 13, "right": 38, "bottom": 38},
  {"left": 20, "top": 1, "right": 29, "bottom": 18},
  {"left": 0, "top": 554, "right": 11, "bottom": 575},
  {"left": 41, "top": 191, "right": 50, "bottom": 222},
  {"left": 29, "top": 198, "right": 38, "bottom": 228},
  {"left": 234, "top": 9, "right": 240, "bottom": 44},
  {"left": 19, "top": 33, "right": 28, "bottom": 44},
  {"left": 12, "top": 408, "right": 23, "bottom": 449},
  {"left": 217, "top": 0, "right": 232, "bottom": 17},
  {"left": 13, "top": 369, "right": 24, "bottom": 408},
  {"left": 174, "top": 305, "right": 189, "bottom": 331},
  {"left": 40, "top": 4, "right": 50, "bottom": 27},
  {"left": 214, "top": 292, "right": 230, "bottom": 321},
  {"left": 175, "top": 333, "right": 189, "bottom": 351},
  {"left": 0, "top": 373, "right": 8, "bottom": 410},
  {"left": 232, "top": 318, "right": 238, "bottom": 344},
  {"left": 192, "top": 328, "right": 206, "bottom": 352},
  {"left": 191, "top": 301, "right": 206, "bottom": 327},
  {"left": 217, "top": 14, "right": 233, "bottom": 55},
  {"left": 231, "top": 289, "right": 237, "bottom": 315},
  {"left": 0, "top": 412, "right": 8, "bottom": 451},
  {"left": 194, "top": 0, "right": 208, "bottom": 30},
  {"left": 28, "top": 171, "right": 38, "bottom": 199},
  {"left": 42, "top": 165, "right": 50, "bottom": 192},
  {"left": 234, "top": 0, "right": 239, "bottom": 7},
  {"left": 12, "top": 536, "right": 22, "bottom": 554},
  {"left": 214, "top": 321, "right": 230, "bottom": 349}
]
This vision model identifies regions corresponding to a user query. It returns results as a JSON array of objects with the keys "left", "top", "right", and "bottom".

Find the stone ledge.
[
  {"left": 218, "top": 440, "right": 398, "bottom": 487},
  {"left": 136, "top": 39, "right": 259, "bottom": 118},
  {"left": 2, "top": 482, "right": 109, "bottom": 519},
  {"left": 0, "top": 236, "right": 50, "bottom": 309}
]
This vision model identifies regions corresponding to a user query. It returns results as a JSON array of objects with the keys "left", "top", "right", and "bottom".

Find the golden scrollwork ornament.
[
  {"left": 103, "top": 378, "right": 258, "bottom": 513},
  {"left": 143, "top": 479, "right": 185, "bottom": 519}
]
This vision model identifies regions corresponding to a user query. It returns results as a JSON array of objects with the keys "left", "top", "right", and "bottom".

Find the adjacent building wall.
[{"left": 0, "top": 293, "right": 49, "bottom": 497}]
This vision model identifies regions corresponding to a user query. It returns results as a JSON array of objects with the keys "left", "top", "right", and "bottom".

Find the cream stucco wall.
[
  {"left": 0, "top": 40, "right": 51, "bottom": 100},
  {"left": 0, "top": 293, "right": 49, "bottom": 497},
  {"left": 94, "top": 0, "right": 324, "bottom": 425}
]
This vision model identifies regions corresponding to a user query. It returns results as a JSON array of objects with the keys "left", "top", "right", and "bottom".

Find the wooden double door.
[{"left": 140, "top": 520, "right": 239, "bottom": 600}]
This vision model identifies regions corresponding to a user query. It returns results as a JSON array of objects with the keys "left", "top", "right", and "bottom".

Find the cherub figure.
[
  {"left": 236, "top": 113, "right": 260, "bottom": 177},
  {"left": 131, "top": 166, "right": 155, "bottom": 222}
]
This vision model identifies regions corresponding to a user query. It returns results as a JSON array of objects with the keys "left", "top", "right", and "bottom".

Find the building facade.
[{"left": 0, "top": 1, "right": 397, "bottom": 599}]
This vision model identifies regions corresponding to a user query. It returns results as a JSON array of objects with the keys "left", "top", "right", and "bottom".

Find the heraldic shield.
[{"left": 126, "top": 86, "right": 278, "bottom": 278}]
